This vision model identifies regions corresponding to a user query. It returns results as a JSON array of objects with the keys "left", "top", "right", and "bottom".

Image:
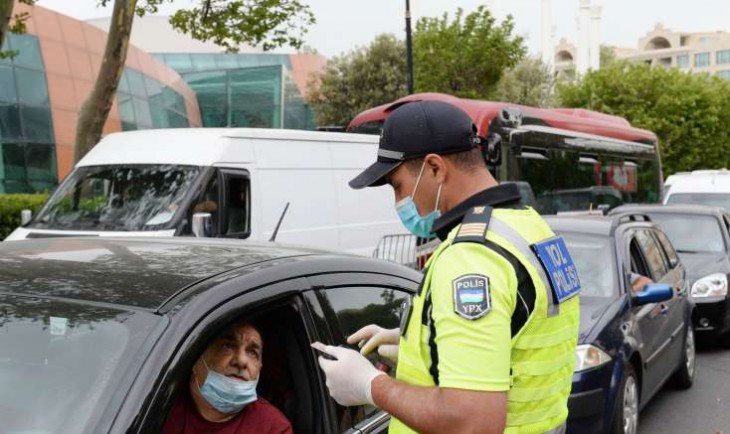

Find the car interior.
[
  {"left": 630, "top": 238, "right": 653, "bottom": 290},
  {"left": 162, "top": 302, "right": 321, "bottom": 434}
]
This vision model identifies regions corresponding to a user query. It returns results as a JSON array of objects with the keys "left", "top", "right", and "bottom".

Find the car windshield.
[
  {"left": 0, "top": 295, "right": 160, "bottom": 434},
  {"left": 558, "top": 232, "right": 617, "bottom": 298},
  {"left": 666, "top": 193, "right": 730, "bottom": 212},
  {"left": 648, "top": 213, "right": 725, "bottom": 253},
  {"left": 31, "top": 165, "right": 201, "bottom": 231}
]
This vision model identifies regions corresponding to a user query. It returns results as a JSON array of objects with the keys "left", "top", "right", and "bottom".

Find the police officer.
[{"left": 314, "top": 101, "right": 580, "bottom": 434}]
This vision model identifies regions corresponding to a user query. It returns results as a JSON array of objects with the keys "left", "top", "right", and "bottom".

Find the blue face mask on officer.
[
  {"left": 395, "top": 160, "right": 443, "bottom": 239},
  {"left": 197, "top": 358, "right": 259, "bottom": 414}
]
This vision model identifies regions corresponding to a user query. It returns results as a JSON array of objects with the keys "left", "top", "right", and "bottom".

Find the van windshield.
[{"left": 31, "top": 165, "right": 201, "bottom": 231}]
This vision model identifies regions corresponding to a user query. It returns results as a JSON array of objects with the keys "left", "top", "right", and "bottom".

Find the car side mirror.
[
  {"left": 633, "top": 283, "right": 673, "bottom": 306},
  {"left": 192, "top": 212, "right": 212, "bottom": 237},
  {"left": 20, "top": 209, "right": 32, "bottom": 226}
]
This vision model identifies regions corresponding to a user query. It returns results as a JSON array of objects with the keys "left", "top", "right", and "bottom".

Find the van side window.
[
  {"left": 190, "top": 174, "right": 220, "bottom": 236},
  {"left": 222, "top": 171, "right": 251, "bottom": 238}
]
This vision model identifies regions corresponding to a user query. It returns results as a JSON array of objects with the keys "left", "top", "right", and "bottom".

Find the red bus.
[{"left": 348, "top": 93, "right": 662, "bottom": 215}]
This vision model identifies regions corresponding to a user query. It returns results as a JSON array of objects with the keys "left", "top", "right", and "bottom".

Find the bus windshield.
[{"left": 30, "top": 165, "right": 201, "bottom": 231}]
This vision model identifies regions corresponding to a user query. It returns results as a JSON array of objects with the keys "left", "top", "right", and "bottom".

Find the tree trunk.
[
  {"left": 74, "top": 0, "right": 137, "bottom": 163},
  {"left": 0, "top": 0, "right": 14, "bottom": 51}
]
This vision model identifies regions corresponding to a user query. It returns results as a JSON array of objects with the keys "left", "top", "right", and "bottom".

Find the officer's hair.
[{"left": 404, "top": 148, "right": 486, "bottom": 175}]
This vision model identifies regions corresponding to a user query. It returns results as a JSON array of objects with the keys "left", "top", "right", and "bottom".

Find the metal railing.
[{"left": 372, "top": 234, "right": 440, "bottom": 270}]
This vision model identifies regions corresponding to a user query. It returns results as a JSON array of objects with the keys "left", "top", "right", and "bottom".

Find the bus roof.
[{"left": 347, "top": 93, "right": 657, "bottom": 145}]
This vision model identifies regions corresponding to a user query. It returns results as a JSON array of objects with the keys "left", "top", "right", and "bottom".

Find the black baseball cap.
[{"left": 349, "top": 100, "right": 479, "bottom": 189}]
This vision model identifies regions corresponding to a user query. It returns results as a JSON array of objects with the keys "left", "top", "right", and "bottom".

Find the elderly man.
[{"left": 163, "top": 321, "right": 292, "bottom": 434}]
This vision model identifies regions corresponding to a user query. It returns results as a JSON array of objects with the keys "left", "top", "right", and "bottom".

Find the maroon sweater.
[{"left": 162, "top": 392, "right": 293, "bottom": 434}]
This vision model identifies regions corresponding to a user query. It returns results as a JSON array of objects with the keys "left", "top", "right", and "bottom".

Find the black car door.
[
  {"left": 118, "top": 277, "right": 336, "bottom": 434},
  {"left": 634, "top": 229, "right": 679, "bottom": 391},
  {"left": 305, "top": 272, "right": 418, "bottom": 434},
  {"left": 628, "top": 230, "right": 668, "bottom": 400},
  {"left": 653, "top": 228, "right": 689, "bottom": 368}
]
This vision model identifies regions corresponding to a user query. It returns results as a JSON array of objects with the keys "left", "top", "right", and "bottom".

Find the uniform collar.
[{"left": 433, "top": 183, "right": 523, "bottom": 241}]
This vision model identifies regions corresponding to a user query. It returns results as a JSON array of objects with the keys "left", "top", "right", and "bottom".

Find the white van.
[
  {"left": 6, "top": 128, "right": 402, "bottom": 256},
  {"left": 663, "top": 169, "right": 730, "bottom": 211}
]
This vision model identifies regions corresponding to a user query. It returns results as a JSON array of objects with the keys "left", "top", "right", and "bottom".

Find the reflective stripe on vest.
[{"left": 488, "top": 217, "right": 560, "bottom": 317}]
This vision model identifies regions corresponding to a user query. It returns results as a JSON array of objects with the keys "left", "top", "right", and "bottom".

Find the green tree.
[
  {"left": 558, "top": 62, "right": 730, "bottom": 175},
  {"left": 74, "top": 0, "right": 315, "bottom": 163},
  {"left": 412, "top": 6, "right": 526, "bottom": 99},
  {"left": 492, "top": 57, "right": 555, "bottom": 107},
  {"left": 307, "top": 34, "right": 407, "bottom": 127},
  {"left": 600, "top": 45, "right": 617, "bottom": 68},
  {"left": 0, "top": 0, "right": 36, "bottom": 59}
]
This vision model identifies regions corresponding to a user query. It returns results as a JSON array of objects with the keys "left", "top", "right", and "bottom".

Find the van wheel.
[
  {"left": 611, "top": 364, "right": 639, "bottom": 434},
  {"left": 673, "top": 325, "right": 695, "bottom": 389}
]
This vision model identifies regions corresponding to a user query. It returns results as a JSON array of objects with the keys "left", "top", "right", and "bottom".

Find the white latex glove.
[
  {"left": 347, "top": 324, "right": 400, "bottom": 363},
  {"left": 313, "top": 343, "right": 386, "bottom": 406}
]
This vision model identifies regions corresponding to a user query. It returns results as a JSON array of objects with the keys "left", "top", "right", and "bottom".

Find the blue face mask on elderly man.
[
  {"left": 196, "top": 358, "right": 259, "bottom": 414},
  {"left": 395, "top": 160, "right": 443, "bottom": 239}
]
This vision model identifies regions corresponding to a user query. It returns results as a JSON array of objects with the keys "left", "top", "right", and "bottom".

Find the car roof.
[
  {"left": 544, "top": 215, "right": 615, "bottom": 236},
  {"left": 0, "top": 237, "right": 327, "bottom": 311},
  {"left": 611, "top": 203, "right": 726, "bottom": 217},
  {"left": 544, "top": 214, "right": 655, "bottom": 237}
]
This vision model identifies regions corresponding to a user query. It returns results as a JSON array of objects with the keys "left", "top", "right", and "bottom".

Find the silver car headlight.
[
  {"left": 575, "top": 344, "right": 612, "bottom": 372},
  {"left": 691, "top": 273, "right": 728, "bottom": 298}
]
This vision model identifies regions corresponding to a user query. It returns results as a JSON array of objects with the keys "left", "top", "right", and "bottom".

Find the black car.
[
  {"left": 611, "top": 204, "right": 730, "bottom": 344},
  {"left": 0, "top": 237, "right": 420, "bottom": 434},
  {"left": 546, "top": 213, "right": 695, "bottom": 434}
]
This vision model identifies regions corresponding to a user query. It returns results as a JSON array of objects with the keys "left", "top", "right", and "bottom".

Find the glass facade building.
[
  {"left": 0, "top": 34, "right": 56, "bottom": 193},
  {"left": 117, "top": 67, "right": 191, "bottom": 131},
  {"left": 0, "top": 4, "right": 325, "bottom": 194},
  {"left": 154, "top": 53, "right": 317, "bottom": 130},
  {"left": 0, "top": 4, "right": 201, "bottom": 193}
]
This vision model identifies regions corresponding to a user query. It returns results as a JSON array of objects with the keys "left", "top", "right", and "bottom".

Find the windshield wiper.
[{"left": 676, "top": 249, "right": 700, "bottom": 254}]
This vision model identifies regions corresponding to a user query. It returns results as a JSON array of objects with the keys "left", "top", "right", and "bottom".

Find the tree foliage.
[
  {"left": 412, "top": 6, "right": 526, "bottom": 99},
  {"left": 307, "top": 7, "right": 528, "bottom": 127},
  {"left": 75, "top": 0, "right": 315, "bottom": 163},
  {"left": 492, "top": 57, "right": 555, "bottom": 107},
  {"left": 558, "top": 62, "right": 730, "bottom": 175},
  {"left": 168, "top": 0, "right": 314, "bottom": 52},
  {"left": 0, "top": 193, "right": 48, "bottom": 240},
  {"left": 0, "top": 0, "right": 37, "bottom": 59},
  {"left": 307, "top": 34, "right": 407, "bottom": 127},
  {"left": 600, "top": 45, "right": 617, "bottom": 68}
]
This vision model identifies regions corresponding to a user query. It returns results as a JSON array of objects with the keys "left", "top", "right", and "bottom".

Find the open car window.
[{"left": 317, "top": 285, "right": 410, "bottom": 432}]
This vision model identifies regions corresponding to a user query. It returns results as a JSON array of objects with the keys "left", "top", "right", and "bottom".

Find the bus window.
[{"left": 637, "top": 159, "right": 660, "bottom": 204}]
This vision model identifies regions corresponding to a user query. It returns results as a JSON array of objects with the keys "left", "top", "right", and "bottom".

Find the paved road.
[{"left": 640, "top": 343, "right": 730, "bottom": 433}]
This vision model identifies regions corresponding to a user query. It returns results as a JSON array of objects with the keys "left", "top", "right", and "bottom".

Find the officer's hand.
[
  {"left": 347, "top": 325, "right": 400, "bottom": 362},
  {"left": 313, "top": 343, "right": 386, "bottom": 407}
]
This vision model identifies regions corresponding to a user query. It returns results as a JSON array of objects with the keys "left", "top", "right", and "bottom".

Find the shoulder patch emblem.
[{"left": 453, "top": 274, "right": 491, "bottom": 320}]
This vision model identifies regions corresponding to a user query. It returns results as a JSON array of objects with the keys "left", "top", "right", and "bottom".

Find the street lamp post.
[{"left": 405, "top": 0, "right": 414, "bottom": 94}]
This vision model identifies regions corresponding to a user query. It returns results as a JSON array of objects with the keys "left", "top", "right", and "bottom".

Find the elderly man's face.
[{"left": 194, "top": 323, "right": 263, "bottom": 383}]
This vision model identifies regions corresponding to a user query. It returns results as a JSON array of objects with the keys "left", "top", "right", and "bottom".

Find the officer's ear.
[{"left": 424, "top": 154, "right": 447, "bottom": 184}]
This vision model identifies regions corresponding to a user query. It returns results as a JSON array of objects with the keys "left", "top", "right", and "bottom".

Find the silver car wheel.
[
  {"left": 623, "top": 375, "right": 639, "bottom": 434},
  {"left": 685, "top": 326, "right": 696, "bottom": 379}
]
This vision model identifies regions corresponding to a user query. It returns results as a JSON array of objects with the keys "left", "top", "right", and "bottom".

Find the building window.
[
  {"left": 717, "top": 50, "right": 730, "bottom": 65},
  {"left": 695, "top": 52, "right": 711, "bottom": 67},
  {"left": 677, "top": 54, "right": 689, "bottom": 68},
  {"left": 718, "top": 71, "right": 730, "bottom": 80}
]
